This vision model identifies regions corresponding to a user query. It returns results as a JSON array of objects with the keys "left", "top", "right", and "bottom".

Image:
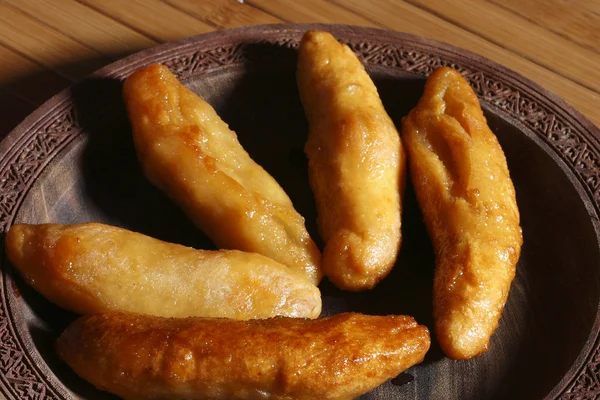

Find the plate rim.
[{"left": 2, "top": 23, "right": 598, "bottom": 160}]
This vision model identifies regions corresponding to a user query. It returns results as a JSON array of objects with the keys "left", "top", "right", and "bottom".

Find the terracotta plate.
[{"left": 1, "top": 24, "right": 599, "bottom": 400}]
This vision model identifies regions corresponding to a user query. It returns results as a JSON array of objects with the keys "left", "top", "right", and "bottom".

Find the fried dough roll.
[
  {"left": 5, "top": 223, "right": 321, "bottom": 319},
  {"left": 297, "top": 31, "right": 405, "bottom": 291},
  {"left": 402, "top": 67, "right": 523, "bottom": 359},
  {"left": 123, "top": 64, "right": 321, "bottom": 285},
  {"left": 56, "top": 312, "right": 430, "bottom": 400}
]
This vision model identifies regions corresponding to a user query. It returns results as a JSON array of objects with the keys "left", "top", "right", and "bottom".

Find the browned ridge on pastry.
[
  {"left": 123, "top": 64, "right": 322, "bottom": 285},
  {"left": 56, "top": 312, "right": 430, "bottom": 400},
  {"left": 297, "top": 30, "right": 405, "bottom": 291},
  {"left": 402, "top": 67, "right": 523, "bottom": 359},
  {"left": 5, "top": 223, "right": 321, "bottom": 319}
]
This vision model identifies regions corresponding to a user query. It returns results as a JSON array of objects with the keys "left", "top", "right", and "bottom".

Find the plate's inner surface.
[{"left": 8, "top": 62, "right": 599, "bottom": 400}]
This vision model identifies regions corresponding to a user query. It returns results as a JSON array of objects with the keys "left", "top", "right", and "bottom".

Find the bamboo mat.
[{"left": 0, "top": 0, "right": 598, "bottom": 139}]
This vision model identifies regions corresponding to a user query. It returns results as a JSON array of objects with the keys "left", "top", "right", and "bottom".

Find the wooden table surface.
[{"left": 0, "top": 0, "right": 598, "bottom": 140}]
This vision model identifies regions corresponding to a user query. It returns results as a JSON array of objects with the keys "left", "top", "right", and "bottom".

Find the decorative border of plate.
[{"left": 0, "top": 24, "right": 598, "bottom": 400}]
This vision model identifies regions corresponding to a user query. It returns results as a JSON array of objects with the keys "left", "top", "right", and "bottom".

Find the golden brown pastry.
[
  {"left": 123, "top": 64, "right": 321, "bottom": 285},
  {"left": 297, "top": 31, "right": 405, "bottom": 291},
  {"left": 56, "top": 312, "right": 430, "bottom": 400},
  {"left": 5, "top": 223, "right": 321, "bottom": 319},
  {"left": 402, "top": 67, "right": 523, "bottom": 359}
]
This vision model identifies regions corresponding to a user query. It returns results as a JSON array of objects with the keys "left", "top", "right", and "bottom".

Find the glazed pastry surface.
[
  {"left": 297, "top": 30, "right": 405, "bottom": 291},
  {"left": 123, "top": 64, "right": 322, "bottom": 285},
  {"left": 6, "top": 223, "right": 321, "bottom": 319},
  {"left": 402, "top": 67, "right": 523, "bottom": 359},
  {"left": 57, "top": 312, "right": 430, "bottom": 400}
]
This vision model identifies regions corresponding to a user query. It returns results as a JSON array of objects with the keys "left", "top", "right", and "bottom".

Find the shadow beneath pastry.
[
  {"left": 5, "top": 265, "right": 115, "bottom": 399},
  {"left": 371, "top": 71, "right": 426, "bottom": 128},
  {"left": 12, "top": 271, "right": 76, "bottom": 331},
  {"left": 72, "top": 76, "right": 214, "bottom": 250},
  {"left": 30, "top": 324, "right": 119, "bottom": 400},
  {"left": 2, "top": 241, "right": 77, "bottom": 333}
]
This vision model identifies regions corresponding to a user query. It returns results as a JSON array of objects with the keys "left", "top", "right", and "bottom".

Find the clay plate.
[{"left": 0, "top": 24, "right": 599, "bottom": 400}]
